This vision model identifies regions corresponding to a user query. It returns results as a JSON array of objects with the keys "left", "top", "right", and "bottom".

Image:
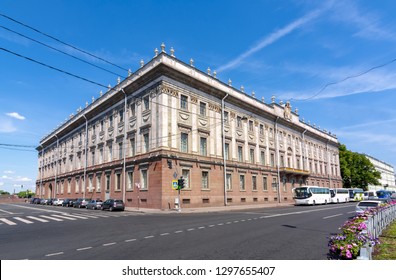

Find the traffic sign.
[{"left": 172, "top": 180, "right": 178, "bottom": 190}]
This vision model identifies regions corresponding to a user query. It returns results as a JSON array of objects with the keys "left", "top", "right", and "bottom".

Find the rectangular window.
[
  {"left": 116, "top": 173, "right": 121, "bottom": 191},
  {"left": 106, "top": 174, "right": 111, "bottom": 191},
  {"left": 130, "top": 103, "right": 136, "bottom": 117},
  {"left": 67, "top": 180, "right": 71, "bottom": 194},
  {"left": 141, "top": 169, "right": 148, "bottom": 190},
  {"left": 96, "top": 174, "right": 101, "bottom": 192},
  {"left": 91, "top": 151, "right": 95, "bottom": 166},
  {"left": 119, "top": 109, "right": 124, "bottom": 123},
  {"left": 143, "top": 96, "right": 149, "bottom": 111},
  {"left": 108, "top": 144, "right": 112, "bottom": 162},
  {"left": 199, "top": 102, "right": 206, "bottom": 116},
  {"left": 252, "top": 176, "right": 257, "bottom": 191},
  {"left": 89, "top": 176, "right": 93, "bottom": 192},
  {"left": 201, "top": 171, "right": 209, "bottom": 189},
  {"left": 200, "top": 137, "right": 207, "bottom": 156},
  {"left": 272, "top": 177, "right": 277, "bottom": 192},
  {"left": 180, "top": 95, "right": 188, "bottom": 110},
  {"left": 226, "top": 173, "right": 232, "bottom": 191},
  {"left": 238, "top": 146, "right": 243, "bottom": 162},
  {"left": 237, "top": 116, "right": 242, "bottom": 128},
  {"left": 100, "top": 120, "right": 104, "bottom": 132},
  {"left": 259, "top": 124, "right": 264, "bottom": 136},
  {"left": 249, "top": 120, "right": 253, "bottom": 132},
  {"left": 225, "top": 143, "right": 230, "bottom": 160},
  {"left": 75, "top": 178, "right": 80, "bottom": 193},
  {"left": 130, "top": 138, "right": 135, "bottom": 156},
  {"left": 271, "top": 153, "right": 275, "bottom": 167},
  {"left": 260, "top": 151, "right": 266, "bottom": 165},
  {"left": 263, "top": 177, "right": 268, "bottom": 191},
  {"left": 127, "top": 171, "right": 133, "bottom": 190},
  {"left": 109, "top": 115, "right": 113, "bottom": 127},
  {"left": 99, "top": 148, "right": 103, "bottom": 164},
  {"left": 119, "top": 142, "right": 123, "bottom": 160},
  {"left": 181, "top": 133, "right": 188, "bottom": 153},
  {"left": 250, "top": 148, "right": 255, "bottom": 163},
  {"left": 143, "top": 133, "right": 149, "bottom": 152},
  {"left": 182, "top": 169, "right": 190, "bottom": 189},
  {"left": 224, "top": 111, "right": 229, "bottom": 124},
  {"left": 239, "top": 175, "right": 245, "bottom": 191}
]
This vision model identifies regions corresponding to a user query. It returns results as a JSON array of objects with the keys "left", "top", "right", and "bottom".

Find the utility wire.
[
  {"left": 0, "top": 25, "right": 125, "bottom": 78},
  {"left": 0, "top": 47, "right": 109, "bottom": 89},
  {"left": 0, "top": 13, "right": 129, "bottom": 72},
  {"left": 292, "top": 57, "right": 396, "bottom": 101}
]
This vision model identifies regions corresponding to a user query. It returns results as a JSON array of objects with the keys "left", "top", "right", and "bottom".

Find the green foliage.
[
  {"left": 339, "top": 144, "right": 381, "bottom": 190},
  {"left": 0, "top": 190, "right": 10, "bottom": 195}
]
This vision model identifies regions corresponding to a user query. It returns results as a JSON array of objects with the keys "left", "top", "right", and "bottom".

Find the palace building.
[{"left": 36, "top": 45, "right": 342, "bottom": 209}]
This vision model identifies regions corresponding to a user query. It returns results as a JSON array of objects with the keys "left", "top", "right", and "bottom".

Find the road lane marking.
[
  {"left": 77, "top": 247, "right": 92, "bottom": 251},
  {"left": 0, "top": 218, "right": 16, "bottom": 225},
  {"left": 45, "top": 252, "right": 64, "bottom": 257},
  {"left": 144, "top": 235, "right": 154, "bottom": 239},
  {"left": 174, "top": 230, "right": 183, "bottom": 234},
  {"left": 198, "top": 226, "right": 205, "bottom": 229},
  {"left": 26, "top": 216, "right": 49, "bottom": 223},
  {"left": 61, "top": 214, "right": 89, "bottom": 219},
  {"left": 103, "top": 242, "right": 116, "bottom": 246},
  {"left": 160, "top": 233, "right": 170, "bottom": 236},
  {"left": 0, "top": 208, "right": 14, "bottom": 214},
  {"left": 39, "top": 215, "right": 63, "bottom": 221},
  {"left": 323, "top": 214, "right": 343, "bottom": 219},
  {"left": 13, "top": 217, "right": 34, "bottom": 224},
  {"left": 125, "top": 239, "right": 137, "bottom": 242},
  {"left": 51, "top": 214, "right": 76, "bottom": 220}
]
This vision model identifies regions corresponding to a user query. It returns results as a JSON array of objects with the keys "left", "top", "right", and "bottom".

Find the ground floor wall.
[{"left": 35, "top": 154, "right": 343, "bottom": 210}]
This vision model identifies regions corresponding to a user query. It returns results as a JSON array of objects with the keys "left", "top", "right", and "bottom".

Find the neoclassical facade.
[
  {"left": 36, "top": 46, "right": 342, "bottom": 209},
  {"left": 364, "top": 154, "right": 396, "bottom": 192}
]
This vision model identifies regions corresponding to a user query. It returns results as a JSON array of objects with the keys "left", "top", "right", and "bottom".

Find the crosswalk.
[{"left": 0, "top": 211, "right": 137, "bottom": 227}]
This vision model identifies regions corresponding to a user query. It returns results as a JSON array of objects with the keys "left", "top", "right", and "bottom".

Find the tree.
[
  {"left": 0, "top": 190, "right": 10, "bottom": 195},
  {"left": 339, "top": 144, "right": 381, "bottom": 190}
]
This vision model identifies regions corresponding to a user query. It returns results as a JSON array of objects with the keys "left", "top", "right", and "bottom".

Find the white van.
[{"left": 363, "top": 191, "right": 377, "bottom": 200}]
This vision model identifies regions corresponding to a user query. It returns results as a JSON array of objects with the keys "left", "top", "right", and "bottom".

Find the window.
[
  {"left": 119, "top": 109, "right": 124, "bottom": 123},
  {"left": 141, "top": 169, "right": 148, "bottom": 190},
  {"left": 75, "top": 178, "right": 80, "bottom": 193},
  {"left": 109, "top": 115, "right": 113, "bottom": 127},
  {"left": 130, "top": 138, "right": 135, "bottom": 156},
  {"left": 106, "top": 174, "right": 111, "bottom": 191},
  {"left": 130, "top": 103, "right": 136, "bottom": 117},
  {"left": 280, "top": 155, "right": 285, "bottom": 167},
  {"left": 201, "top": 171, "right": 209, "bottom": 189},
  {"left": 119, "top": 142, "right": 123, "bottom": 159},
  {"left": 237, "top": 116, "right": 242, "bottom": 128},
  {"left": 252, "top": 176, "right": 257, "bottom": 191},
  {"left": 200, "top": 137, "right": 207, "bottom": 156},
  {"left": 116, "top": 173, "right": 121, "bottom": 191},
  {"left": 270, "top": 153, "right": 275, "bottom": 167},
  {"left": 238, "top": 146, "right": 243, "bottom": 162},
  {"left": 91, "top": 151, "right": 95, "bottom": 166},
  {"left": 272, "top": 177, "right": 277, "bottom": 191},
  {"left": 180, "top": 95, "right": 188, "bottom": 110},
  {"left": 249, "top": 120, "right": 253, "bottom": 132},
  {"left": 225, "top": 143, "right": 230, "bottom": 160},
  {"left": 199, "top": 102, "right": 206, "bottom": 116},
  {"left": 96, "top": 174, "right": 101, "bottom": 192},
  {"left": 263, "top": 176, "right": 268, "bottom": 191},
  {"left": 100, "top": 120, "right": 104, "bottom": 132},
  {"left": 108, "top": 144, "right": 113, "bottom": 161},
  {"left": 226, "top": 173, "right": 232, "bottom": 191},
  {"left": 180, "top": 133, "right": 188, "bottom": 153},
  {"left": 182, "top": 169, "right": 190, "bottom": 189},
  {"left": 89, "top": 176, "right": 93, "bottom": 192},
  {"left": 260, "top": 151, "right": 266, "bottom": 165},
  {"left": 143, "top": 96, "right": 149, "bottom": 111},
  {"left": 143, "top": 133, "right": 149, "bottom": 153},
  {"left": 99, "top": 148, "right": 103, "bottom": 164},
  {"left": 67, "top": 179, "right": 71, "bottom": 194},
  {"left": 239, "top": 175, "right": 245, "bottom": 191},
  {"left": 127, "top": 171, "right": 133, "bottom": 190},
  {"left": 250, "top": 148, "right": 255, "bottom": 163},
  {"left": 224, "top": 111, "right": 229, "bottom": 124},
  {"left": 259, "top": 124, "right": 264, "bottom": 135}
]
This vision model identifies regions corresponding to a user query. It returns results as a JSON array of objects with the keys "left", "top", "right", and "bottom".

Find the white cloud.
[
  {"left": 0, "top": 118, "right": 17, "bottom": 133},
  {"left": 4, "top": 170, "right": 14, "bottom": 174},
  {"left": 217, "top": 5, "right": 330, "bottom": 73},
  {"left": 15, "top": 176, "right": 33, "bottom": 182},
  {"left": 1, "top": 175, "right": 12, "bottom": 180},
  {"left": 6, "top": 112, "right": 26, "bottom": 120}
]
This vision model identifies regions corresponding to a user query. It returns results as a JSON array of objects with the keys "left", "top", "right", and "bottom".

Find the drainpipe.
[
  {"left": 221, "top": 92, "right": 229, "bottom": 206},
  {"left": 275, "top": 117, "right": 281, "bottom": 203},
  {"left": 302, "top": 129, "right": 307, "bottom": 182},
  {"left": 54, "top": 134, "right": 59, "bottom": 199},
  {"left": 82, "top": 114, "right": 88, "bottom": 199},
  {"left": 121, "top": 89, "right": 127, "bottom": 203}
]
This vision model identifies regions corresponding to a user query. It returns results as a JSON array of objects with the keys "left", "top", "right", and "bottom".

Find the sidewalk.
[{"left": 125, "top": 201, "right": 295, "bottom": 214}]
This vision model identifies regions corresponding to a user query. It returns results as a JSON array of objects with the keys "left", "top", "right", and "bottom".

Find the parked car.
[
  {"left": 45, "top": 198, "right": 54, "bottom": 205},
  {"left": 30, "top": 197, "right": 41, "bottom": 204},
  {"left": 52, "top": 198, "right": 64, "bottom": 206},
  {"left": 62, "top": 198, "right": 76, "bottom": 207},
  {"left": 101, "top": 199, "right": 125, "bottom": 211},
  {"left": 355, "top": 200, "right": 382, "bottom": 215},
  {"left": 86, "top": 199, "right": 103, "bottom": 210},
  {"left": 73, "top": 198, "right": 90, "bottom": 208}
]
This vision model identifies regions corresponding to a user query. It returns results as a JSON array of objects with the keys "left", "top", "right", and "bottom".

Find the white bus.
[
  {"left": 293, "top": 186, "right": 331, "bottom": 205},
  {"left": 330, "top": 188, "right": 349, "bottom": 203},
  {"left": 348, "top": 188, "right": 364, "bottom": 202}
]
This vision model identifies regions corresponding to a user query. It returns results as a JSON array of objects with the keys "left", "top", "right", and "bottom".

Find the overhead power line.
[
  {"left": 0, "top": 25, "right": 125, "bottom": 78},
  {"left": 0, "top": 47, "right": 109, "bottom": 89},
  {"left": 0, "top": 13, "right": 129, "bottom": 72}
]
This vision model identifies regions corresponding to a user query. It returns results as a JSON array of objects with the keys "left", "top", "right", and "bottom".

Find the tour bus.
[
  {"left": 330, "top": 188, "right": 350, "bottom": 203},
  {"left": 348, "top": 188, "right": 364, "bottom": 202},
  {"left": 293, "top": 186, "right": 331, "bottom": 205},
  {"left": 376, "top": 190, "right": 394, "bottom": 199}
]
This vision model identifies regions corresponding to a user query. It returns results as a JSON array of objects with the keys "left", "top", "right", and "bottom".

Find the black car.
[
  {"left": 62, "top": 198, "right": 76, "bottom": 207},
  {"left": 101, "top": 199, "right": 125, "bottom": 211},
  {"left": 73, "top": 198, "right": 90, "bottom": 208}
]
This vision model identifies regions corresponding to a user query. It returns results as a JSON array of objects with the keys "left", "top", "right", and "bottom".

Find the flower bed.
[{"left": 328, "top": 201, "right": 396, "bottom": 260}]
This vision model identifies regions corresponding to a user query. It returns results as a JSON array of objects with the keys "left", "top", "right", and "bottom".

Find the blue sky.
[{"left": 1, "top": 0, "right": 396, "bottom": 194}]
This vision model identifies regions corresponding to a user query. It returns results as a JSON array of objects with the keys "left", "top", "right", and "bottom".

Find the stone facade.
[
  {"left": 36, "top": 48, "right": 342, "bottom": 209},
  {"left": 364, "top": 154, "right": 396, "bottom": 192}
]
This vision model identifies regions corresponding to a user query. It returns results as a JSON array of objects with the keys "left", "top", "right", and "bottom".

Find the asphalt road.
[{"left": 0, "top": 202, "right": 357, "bottom": 260}]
